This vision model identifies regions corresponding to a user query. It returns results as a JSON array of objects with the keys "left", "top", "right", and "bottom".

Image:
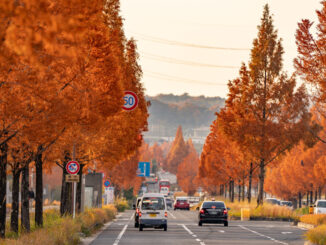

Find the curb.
[
  {"left": 80, "top": 213, "right": 122, "bottom": 245},
  {"left": 298, "top": 222, "right": 315, "bottom": 230},
  {"left": 80, "top": 221, "right": 113, "bottom": 245}
]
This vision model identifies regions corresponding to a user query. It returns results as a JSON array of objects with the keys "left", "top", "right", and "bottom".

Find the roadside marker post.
[{"left": 67, "top": 151, "right": 80, "bottom": 218}]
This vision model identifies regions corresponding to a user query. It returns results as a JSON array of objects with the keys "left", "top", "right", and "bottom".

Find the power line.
[
  {"left": 144, "top": 71, "right": 228, "bottom": 86},
  {"left": 141, "top": 52, "right": 239, "bottom": 69},
  {"left": 133, "top": 32, "right": 250, "bottom": 51}
]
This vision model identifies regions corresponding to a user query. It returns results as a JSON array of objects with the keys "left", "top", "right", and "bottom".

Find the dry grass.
[
  {"left": 305, "top": 225, "right": 326, "bottom": 245},
  {"left": 301, "top": 214, "right": 326, "bottom": 226},
  {"left": 114, "top": 199, "right": 129, "bottom": 212},
  {"left": 191, "top": 198, "right": 297, "bottom": 220},
  {"left": 1, "top": 205, "right": 117, "bottom": 244}
]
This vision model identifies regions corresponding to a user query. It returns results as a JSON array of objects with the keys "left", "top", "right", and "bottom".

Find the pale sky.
[{"left": 120, "top": 0, "right": 321, "bottom": 98}]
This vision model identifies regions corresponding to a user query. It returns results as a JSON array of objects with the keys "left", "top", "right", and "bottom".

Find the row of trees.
[
  {"left": 199, "top": 3, "right": 326, "bottom": 206},
  {"left": 0, "top": 0, "right": 148, "bottom": 237}
]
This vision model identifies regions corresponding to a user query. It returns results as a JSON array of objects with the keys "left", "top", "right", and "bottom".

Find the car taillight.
[
  {"left": 136, "top": 208, "right": 139, "bottom": 214},
  {"left": 200, "top": 209, "right": 205, "bottom": 214},
  {"left": 139, "top": 211, "right": 142, "bottom": 217},
  {"left": 165, "top": 212, "right": 168, "bottom": 217},
  {"left": 223, "top": 209, "right": 228, "bottom": 215}
]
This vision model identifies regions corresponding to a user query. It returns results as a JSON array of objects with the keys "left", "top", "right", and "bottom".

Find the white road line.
[
  {"left": 129, "top": 213, "right": 135, "bottom": 220},
  {"left": 219, "top": 230, "right": 225, "bottom": 233},
  {"left": 238, "top": 225, "right": 288, "bottom": 245},
  {"left": 112, "top": 224, "right": 128, "bottom": 245},
  {"left": 281, "top": 232, "right": 292, "bottom": 234},
  {"left": 180, "top": 224, "right": 206, "bottom": 245},
  {"left": 168, "top": 211, "right": 177, "bottom": 219},
  {"left": 181, "top": 224, "right": 194, "bottom": 235}
]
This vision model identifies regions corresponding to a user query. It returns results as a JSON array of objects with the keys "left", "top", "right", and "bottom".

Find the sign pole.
[{"left": 73, "top": 144, "right": 76, "bottom": 219}]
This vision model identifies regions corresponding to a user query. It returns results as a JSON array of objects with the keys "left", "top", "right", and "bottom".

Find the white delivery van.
[
  {"left": 314, "top": 200, "right": 326, "bottom": 214},
  {"left": 138, "top": 193, "right": 167, "bottom": 231}
]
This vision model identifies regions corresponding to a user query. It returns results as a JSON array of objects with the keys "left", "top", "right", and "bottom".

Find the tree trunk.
[
  {"left": 76, "top": 164, "right": 84, "bottom": 213},
  {"left": 10, "top": 169, "right": 20, "bottom": 233},
  {"left": 35, "top": 145, "right": 43, "bottom": 227},
  {"left": 231, "top": 180, "right": 235, "bottom": 203},
  {"left": 257, "top": 159, "right": 265, "bottom": 206},
  {"left": 228, "top": 181, "right": 232, "bottom": 201},
  {"left": 315, "top": 190, "right": 318, "bottom": 203},
  {"left": 21, "top": 163, "right": 30, "bottom": 232},
  {"left": 318, "top": 187, "right": 322, "bottom": 199},
  {"left": 0, "top": 143, "right": 8, "bottom": 238},
  {"left": 310, "top": 190, "right": 313, "bottom": 205},
  {"left": 306, "top": 192, "right": 309, "bottom": 206},
  {"left": 238, "top": 180, "right": 241, "bottom": 202},
  {"left": 242, "top": 179, "right": 245, "bottom": 202},
  {"left": 248, "top": 162, "right": 253, "bottom": 203},
  {"left": 298, "top": 192, "right": 302, "bottom": 208},
  {"left": 224, "top": 184, "right": 227, "bottom": 199},
  {"left": 60, "top": 151, "right": 71, "bottom": 215}
]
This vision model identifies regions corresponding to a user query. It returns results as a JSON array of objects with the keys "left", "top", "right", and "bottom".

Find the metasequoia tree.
[
  {"left": 177, "top": 140, "right": 198, "bottom": 195},
  {"left": 0, "top": 0, "right": 148, "bottom": 234},
  {"left": 165, "top": 126, "right": 189, "bottom": 174},
  {"left": 217, "top": 5, "right": 310, "bottom": 205}
]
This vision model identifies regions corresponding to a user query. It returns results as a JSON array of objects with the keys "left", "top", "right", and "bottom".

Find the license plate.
[
  {"left": 211, "top": 211, "right": 217, "bottom": 215},
  {"left": 149, "top": 213, "right": 156, "bottom": 217}
]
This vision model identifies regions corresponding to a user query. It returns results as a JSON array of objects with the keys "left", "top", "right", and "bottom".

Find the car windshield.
[
  {"left": 141, "top": 197, "right": 165, "bottom": 210},
  {"left": 266, "top": 199, "right": 279, "bottom": 204},
  {"left": 202, "top": 202, "right": 225, "bottom": 209},
  {"left": 317, "top": 201, "right": 326, "bottom": 208}
]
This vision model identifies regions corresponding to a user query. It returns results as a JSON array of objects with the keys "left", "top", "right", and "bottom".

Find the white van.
[
  {"left": 314, "top": 200, "right": 326, "bottom": 214},
  {"left": 138, "top": 193, "right": 167, "bottom": 231}
]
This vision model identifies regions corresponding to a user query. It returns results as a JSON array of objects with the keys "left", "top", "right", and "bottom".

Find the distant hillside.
[{"left": 144, "top": 93, "right": 224, "bottom": 138}]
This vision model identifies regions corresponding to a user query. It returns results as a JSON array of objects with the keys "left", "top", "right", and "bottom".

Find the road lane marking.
[
  {"left": 181, "top": 224, "right": 194, "bottom": 235},
  {"left": 219, "top": 230, "right": 225, "bottom": 233},
  {"left": 238, "top": 225, "right": 288, "bottom": 245},
  {"left": 281, "top": 232, "right": 292, "bottom": 234},
  {"left": 179, "top": 224, "right": 206, "bottom": 245},
  {"left": 168, "top": 211, "right": 177, "bottom": 219},
  {"left": 112, "top": 224, "right": 128, "bottom": 245},
  {"left": 129, "top": 213, "right": 135, "bottom": 220}
]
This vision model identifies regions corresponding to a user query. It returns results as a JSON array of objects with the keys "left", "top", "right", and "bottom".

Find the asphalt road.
[{"left": 89, "top": 210, "right": 307, "bottom": 245}]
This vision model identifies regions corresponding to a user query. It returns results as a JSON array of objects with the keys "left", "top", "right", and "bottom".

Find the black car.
[
  {"left": 133, "top": 197, "right": 142, "bottom": 227},
  {"left": 198, "top": 201, "right": 228, "bottom": 226}
]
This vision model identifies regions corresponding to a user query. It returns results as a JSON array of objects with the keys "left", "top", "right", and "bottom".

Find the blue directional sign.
[{"left": 137, "top": 162, "right": 150, "bottom": 177}]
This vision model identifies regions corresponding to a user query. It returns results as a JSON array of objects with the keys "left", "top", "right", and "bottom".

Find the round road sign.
[
  {"left": 104, "top": 180, "right": 111, "bottom": 187},
  {"left": 122, "top": 91, "right": 138, "bottom": 111},
  {"left": 66, "top": 161, "right": 80, "bottom": 175}
]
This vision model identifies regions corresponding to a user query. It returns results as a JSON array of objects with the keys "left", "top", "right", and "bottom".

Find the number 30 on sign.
[{"left": 122, "top": 91, "right": 138, "bottom": 111}]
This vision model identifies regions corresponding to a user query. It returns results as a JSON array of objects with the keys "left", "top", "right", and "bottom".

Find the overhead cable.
[
  {"left": 141, "top": 52, "right": 239, "bottom": 69},
  {"left": 133, "top": 32, "right": 250, "bottom": 51},
  {"left": 144, "top": 71, "right": 228, "bottom": 86}
]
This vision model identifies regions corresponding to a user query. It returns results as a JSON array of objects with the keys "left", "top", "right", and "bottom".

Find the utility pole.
[{"left": 73, "top": 144, "right": 76, "bottom": 219}]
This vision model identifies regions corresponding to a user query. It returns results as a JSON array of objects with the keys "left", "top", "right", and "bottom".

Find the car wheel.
[
  {"left": 139, "top": 224, "right": 143, "bottom": 231},
  {"left": 134, "top": 222, "right": 139, "bottom": 228},
  {"left": 174, "top": 208, "right": 176, "bottom": 211},
  {"left": 187, "top": 208, "right": 190, "bottom": 211},
  {"left": 198, "top": 221, "right": 202, "bottom": 226},
  {"left": 163, "top": 224, "right": 167, "bottom": 231},
  {"left": 224, "top": 221, "right": 228, "bottom": 227}
]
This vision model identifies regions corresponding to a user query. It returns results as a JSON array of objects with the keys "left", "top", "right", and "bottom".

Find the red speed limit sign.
[{"left": 122, "top": 91, "right": 138, "bottom": 111}]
